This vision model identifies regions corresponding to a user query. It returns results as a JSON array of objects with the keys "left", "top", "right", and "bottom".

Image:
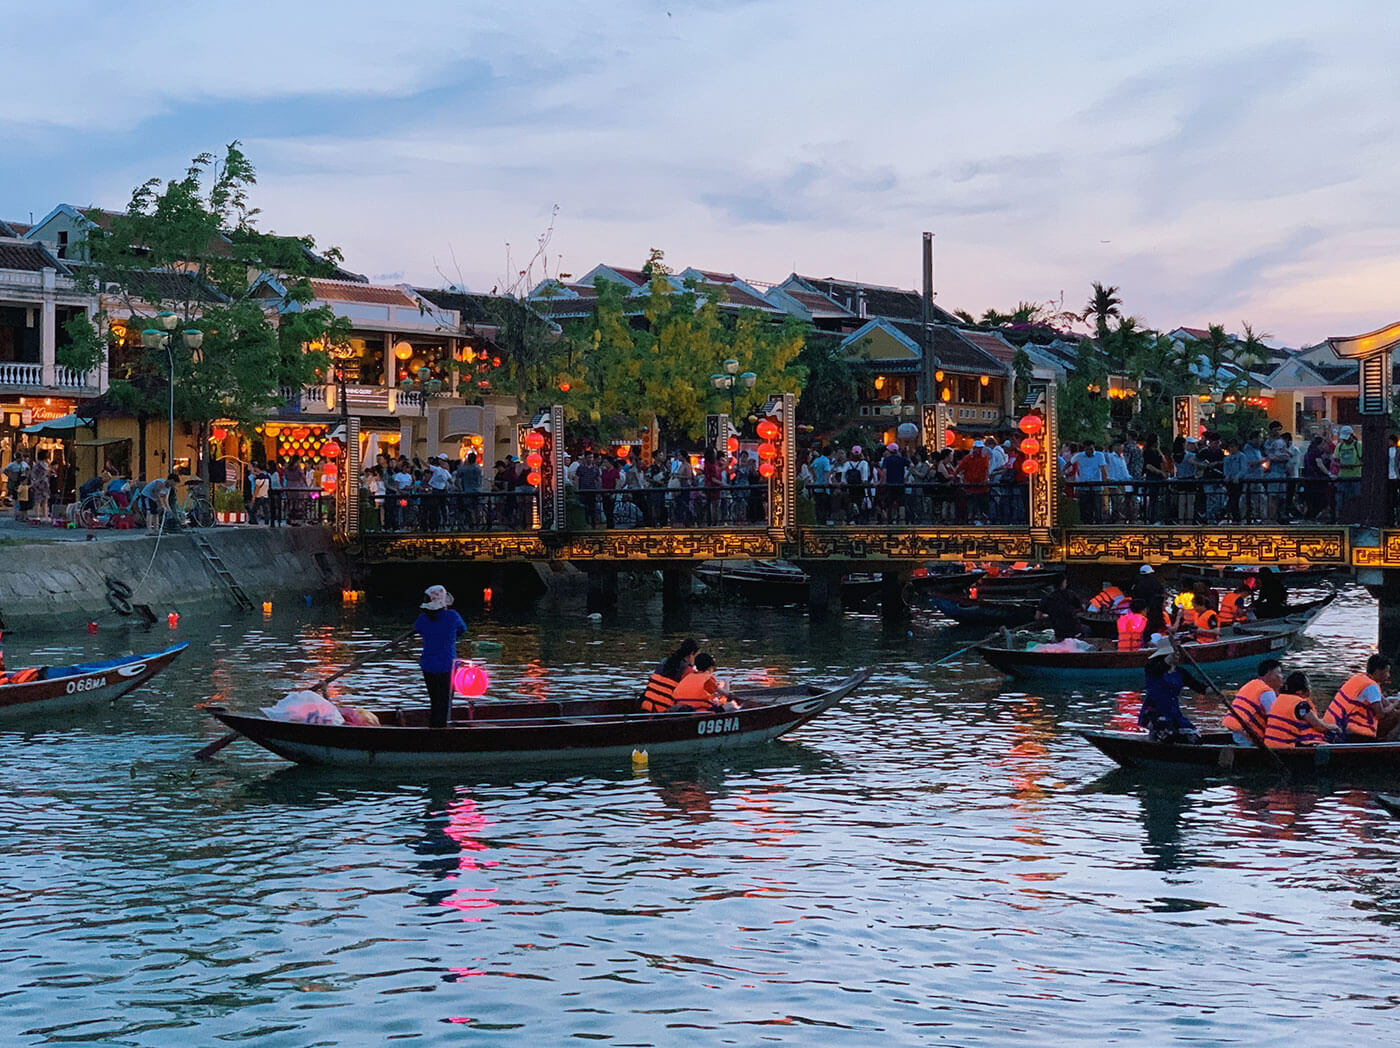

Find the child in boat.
[{"left": 671, "top": 653, "right": 740, "bottom": 712}]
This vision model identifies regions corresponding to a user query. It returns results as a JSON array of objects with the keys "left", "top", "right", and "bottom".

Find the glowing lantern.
[
  {"left": 726, "top": 435, "right": 739, "bottom": 454},
  {"left": 559, "top": 381, "right": 571, "bottom": 393},
  {"left": 757, "top": 442, "right": 777, "bottom": 461},
  {"left": 393, "top": 341, "right": 413, "bottom": 361},
  {"left": 1018, "top": 414, "right": 1044, "bottom": 437},
  {"left": 321, "top": 441, "right": 341, "bottom": 458},
  {"left": 452, "top": 660, "right": 490, "bottom": 697},
  {"left": 616, "top": 445, "right": 631, "bottom": 459},
  {"left": 1020, "top": 437, "right": 1040, "bottom": 457},
  {"left": 945, "top": 428, "right": 957, "bottom": 447},
  {"left": 211, "top": 427, "right": 228, "bottom": 442},
  {"left": 756, "top": 419, "right": 779, "bottom": 441},
  {"left": 492, "top": 356, "right": 501, "bottom": 367},
  {"left": 980, "top": 375, "right": 990, "bottom": 386},
  {"left": 527, "top": 470, "right": 542, "bottom": 486},
  {"left": 1021, "top": 458, "right": 1041, "bottom": 475},
  {"left": 524, "top": 431, "right": 545, "bottom": 451},
  {"left": 940, "top": 387, "right": 952, "bottom": 402},
  {"left": 526, "top": 452, "right": 543, "bottom": 470},
  {"left": 758, "top": 461, "right": 776, "bottom": 479},
  {"left": 479, "top": 379, "right": 490, "bottom": 389},
  {"left": 934, "top": 370, "right": 945, "bottom": 382}
]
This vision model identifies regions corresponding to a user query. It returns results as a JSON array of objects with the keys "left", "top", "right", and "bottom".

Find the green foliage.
[
  {"left": 795, "top": 331, "right": 859, "bottom": 434},
  {"left": 1082, "top": 281, "right": 1122, "bottom": 342},
  {"left": 563, "top": 255, "right": 807, "bottom": 444},
  {"left": 211, "top": 486, "right": 246, "bottom": 513},
  {"left": 1012, "top": 348, "right": 1034, "bottom": 408},
  {"left": 1055, "top": 339, "right": 1110, "bottom": 442},
  {"left": 58, "top": 313, "right": 107, "bottom": 373}
]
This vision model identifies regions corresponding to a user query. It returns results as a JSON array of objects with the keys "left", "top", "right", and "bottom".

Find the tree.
[
  {"left": 72, "top": 142, "right": 349, "bottom": 474},
  {"left": 1056, "top": 339, "right": 1110, "bottom": 442},
  {"left": 1082, "top": 281, "right": 1122, "bottom": 342},
  {"left": 794, "top": 331, "right": 859, "bottom": 434}
]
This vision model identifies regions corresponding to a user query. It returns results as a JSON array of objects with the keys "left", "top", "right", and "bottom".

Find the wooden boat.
[
  {"left": 1377, "top": 794, "right": 1400, "bottom": 816},
  {"left": 695, "top": 561, "right": 882, "bottom": 605},
  {"left": 976, "top": 615, "right": 1311, "bottom": 685},
  {"left": 913, "top": 566, "right": 1062, "bottom": 596},
  {"left": 924, "top": 592, "right": 1039, "bottom": 627},
  {"left": 0, "top": 642, "right": 188, "bottom": 722},
  {"left": 1083, "top": 729, "right": 1400, "bottom": 778},
  {"left": 1177, "top": 564, "right": 1337, "bottom": 588},
  {"left": 1078, "top": 590, "right": 1336, "bottom": 639},
  {"left": 204, "top": 669, "right": 873, "bottom": 769}
]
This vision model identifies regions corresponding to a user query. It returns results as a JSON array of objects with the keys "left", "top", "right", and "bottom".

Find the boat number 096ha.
[
  {"left": 65, "top": 675, "right": 108, "bottom": 694},
  {"left": 697, "top": 716, "right": 740, "bottom": 736}
]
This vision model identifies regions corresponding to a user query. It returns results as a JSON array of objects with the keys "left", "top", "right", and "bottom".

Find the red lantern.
[
  {"left": 1019, "top": 437, "right": 1040, "bottom": 457},
  {"left": 726, "top": 435, "right": 739, "bottom": 454},
  {"left": 452, "top": 661, "right": 490, "bottom": 697},
  {"left": 559, "top": 381, "right": 571, "bottom": 393},
  {"left": 526, "top": 452, "right": 543, "bottom": 470},
  {"left": 756, "top": 419, "right": 780, "bottom": 441},
  {"left": 527, "top": 470, "right": 542, "bottom": 486},
  {"left": 479, "top": 379, "right": 490, "bottom": 389},
  {"left": 1021, "top": 458, "right": 1041, "bottom": 475},
  {"left": 321, "top": 441, "right": 341, "bottom": 458},
  {"left": 945, "top": 428, "right": 958, "bottom": 447},
  {"left": 492, "top": 356, "right": 501, "bottom": 368},
  {"left": 758, "top": 461, "right": 776, "bottom": 479},
  {"left": 757, "top": 442, "right": 777, "bottom": 461},
  {"left": 1018, "top": 414, "right": 1044, "bottom": 437},
  {"left": 615, "top": 445, "right": 631, "bottom": 459},
  {"left": 211, "top": 427, "right": 228, "bottom": 442},
  {"left": 524, "top": 431, "right": 545, "bottom": 451}
]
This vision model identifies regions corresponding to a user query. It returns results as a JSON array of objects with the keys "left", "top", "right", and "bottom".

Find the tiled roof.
[
  {"left": 2, "top": 220, "right": 31, "bottom": 236},
  {"left": 532, "top": 296, "right": 598, "bottom": 319},
  {"left": 958, "top": 329, "right": 1017, "bottom": 365},
  {"left": 308, "top": 279, "right": 417, "bottom": 307},
  {"left": 782, "top": 288, "right": 852, "bottom": 317},
  {"left": 795, "top": 275, "right": 962, "bottom": 326},
  {"left": 890, "top": 321, "right": 1009, "bottom": 375},
  {"left": 102, "top": 268, "right": 228, "bottom": 303},
  {"left": 714, "top": 283, "right": 784, "bottom": 312},
  {"left": 0, "top": 239, "right": 68, "bottom": 273}
]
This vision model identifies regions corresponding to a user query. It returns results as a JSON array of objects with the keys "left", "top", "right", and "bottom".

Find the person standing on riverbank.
[{"left": 415, "top": 585, "right": 468, "bottom": 728}]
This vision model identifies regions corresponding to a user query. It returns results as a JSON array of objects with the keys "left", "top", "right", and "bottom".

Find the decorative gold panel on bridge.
[
  {"left": 799, "top": 527, "right": 1042, "bottom": 561},
  {"left": 362, "top": 529, "right": 780, "bottom": 563},
  {"left": 1351, "top": 531, "right": 1400, "bottom": 568},
  {"left": 1065, "top": 527, "right": 1349, "bottom": 566}
]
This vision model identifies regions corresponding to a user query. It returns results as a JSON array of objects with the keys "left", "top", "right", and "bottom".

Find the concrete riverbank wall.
[{"left": 0, "top": 526, "right": 350, "bottom": 630}]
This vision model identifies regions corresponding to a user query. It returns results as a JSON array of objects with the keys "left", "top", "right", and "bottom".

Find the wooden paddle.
[
  {"left": 194, "top": 626, "right": 418, "bottom": 761},
  {"left": 933, "top": 633, "right": 998, "bottom": 667},
  {"left": 1168, "top": 633, "right": 1285, "bottom": 770}
]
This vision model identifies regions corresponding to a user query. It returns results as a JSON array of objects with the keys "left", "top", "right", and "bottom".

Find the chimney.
[{"left": 920, "top": 232, "right": 936, "bottom": 409}]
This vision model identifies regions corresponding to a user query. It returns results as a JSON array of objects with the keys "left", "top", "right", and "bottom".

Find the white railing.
[
  {"left": 0, "top": 363, "right": 42, "bottom": 386},
  {"left": 54, "top": 366, "right": 96, "bottom": 389}
]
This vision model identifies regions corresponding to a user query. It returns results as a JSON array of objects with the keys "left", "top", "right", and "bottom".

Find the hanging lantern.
[
  {"left": 451, "top": 660, "right": 490, "bottom": 697},
  {"left": 756, "top": 419, "right": 779, "bottom": 441},
  {"left": 524, "top": 431, "right": 545, "bottom": 451},
  {"left": 211, "top": 427, "right": 228, "bottom": 442},
  {"left": 980, "top": 375, "right": 990, "bottom": 386},
  {"left": 321, "top": 441, "right": 341, "bottom": 458},
  {"left": 1020, "top": 458, "right": 1041, "bottom": 475},
  {"left": 616, "top": 445, "right": 631, "bottom": 459},
  {"left": 1018, "top": 414, "right": 1044, "bottom": 436},
  {"left": 559, "top": 381, "right": 571, "bottom": 393},
  {"left": 526, "top": 470, "right": 542, "bottom": 486},
  {"left": 726, "top": 435, "right": 739, "bottom": 454},
  {"left": 491, "top": 356, "right": 501, "bottom": 368},
  {"left": 1019, "top": 437, "right": 1040, "bottom": 457},
  {"left": 757, "top": 442, "right": 777, "bottom": 461},
  {"left": 934, "top": 369, "right": 945, "bottom": 382},
  {"left": 941, "top": 387, "right": 952, "bottom": 402},
  {"left": 526, "top": 451, "right": 543, "bottom": 470},
  {"left": 758, "top": 461, "right": 776, "bottom": 479},
  {"left": 394, "top": 341, "right": 413, "bottom": 361},
  {"left": 944, "top": 428, "right": 957, "bottom": 447},
  {"left": 478, "top": 379, "right": 490, "bottom": 389}
]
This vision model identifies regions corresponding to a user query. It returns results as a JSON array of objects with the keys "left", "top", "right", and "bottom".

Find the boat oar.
[
  {"left": 1169, "top": 633, "right": 1285, "bottom": 771},
  {"left": 933, "top": 633, "right": 997, "bottom": 667},
  {"left": 194, "top": 626, "right": 418, "bottom": 761}
]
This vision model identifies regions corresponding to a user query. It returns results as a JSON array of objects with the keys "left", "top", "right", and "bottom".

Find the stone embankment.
[{"left": 0, "top": 526, "right": 349, "bottom": 630}]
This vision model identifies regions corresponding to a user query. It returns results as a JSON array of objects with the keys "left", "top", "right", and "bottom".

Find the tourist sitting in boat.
[
  {"left": 1035, "top": 576, "right": 1084, "bottom": 640},
  {"left": 1264, "top": 671, "right": 1331, "bottom": 748},
  {"left": 1087, "top": 582, "right": 1128, "bottom": 613},
  {"left": 1218, "top": 582, "right": 1254, "bottom": 627},
  {"left": 1323, "top": 655, "right": 1399, "bottom": 741},
  {"left": 1138, "top": 642, "right": 1205, "bottom": 743},
  {"left": 1116, "top": 599, "right": 1149, "bottom": 651},
  {"left": 1254, "top": 567, "right": 1288, "bottom": 619},
  {"left": 671, "top": 652, "right": 740, "bottom": 712},
  {"left": 640, "top": 638, "right": 698, "bottom": 712},
  {"left": 1223, "top": 658, "right": 1284, "bottom": 745},
  {"left": 1192, "top": 591, "right": 1221, "bottom": 643},
  {"left": 414, "top": 585, "right": 468, "bottom": 728}
]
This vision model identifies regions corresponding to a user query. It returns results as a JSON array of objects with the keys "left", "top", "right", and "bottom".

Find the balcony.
[
  {"left": 277, "top": 385, "right": 429, "bottom": 416},
  {"left": 0, "top": 362, "right": 97, "bottom": 392}
]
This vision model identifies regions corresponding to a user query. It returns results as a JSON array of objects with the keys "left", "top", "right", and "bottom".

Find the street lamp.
[
  {"left": 710, "top": 359, "right": 757, "bottom": 418},
  {"left": 141, "top": 311, "right": 203, "bottom": 474}
]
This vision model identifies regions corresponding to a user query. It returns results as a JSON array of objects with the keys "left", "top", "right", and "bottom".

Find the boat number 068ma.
[{"left": 65, "top": 676, "right": 108, "bottom": 694}]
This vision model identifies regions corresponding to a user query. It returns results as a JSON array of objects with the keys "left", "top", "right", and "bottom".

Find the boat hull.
[
  {"left": 696, "top": 564, "right": 881, "bottom": 606},
  {"left": 0, "top": 643, "right": 188, "bottom": 723},
  {"left": 209, "top": 670, "right": 872, "bottom": 769},
  {"left": 925, "top": 594, "right": 1038, "bottom": 627},
  {"left": 1082, "top": 729, "right": 1400, "bottom": 778},
  {"left": 1078, "top": 592, "right": 1335, "bottom": 639}
]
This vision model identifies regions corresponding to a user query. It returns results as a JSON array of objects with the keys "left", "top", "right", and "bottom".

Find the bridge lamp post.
[
  {"left": 141, "top": 311, "right": 203, "bottom": 474},
  {"left": 710, "top": 359, "right": 757, "bottom": 419}
]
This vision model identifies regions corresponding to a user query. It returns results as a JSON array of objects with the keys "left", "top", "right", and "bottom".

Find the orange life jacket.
[
  {"left": 1219, "top": 592, "right": 1248, "bottom": 626},
  {"left": 1089, "top": 586, "right": 1125, "bottom": 611},
  {"left": 1195, "top": 609, "right": 1220, "bottom": 643},
  {"left": 1264, "top": 692, "right": 1324, "bottom": 748},
  {"left": 1116, "top": 611, "right": 1147, "bottom": 651},
  {"left": 672, "top": 671, "right": 719, "bottom": 711},
  {"left": 1223, "top": 677, "right": 1272, "bottom": 740},
  {"left": 1324, "top": 673, "right": 1379, "bottom": 740},
  {"left": 0, "top": 667, "right": 40, "bottom": 686},
  {"left": 641, "top": 670, "right": 681, "bottom": 713}
]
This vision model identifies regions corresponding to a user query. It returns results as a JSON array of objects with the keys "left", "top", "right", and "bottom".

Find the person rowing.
[
  {"left": 671, "top": 652, "right": 740, "bottom": 712},
  {"left": 415, "top": 585, "right": 468, "bottom": 728},
  {"left": 640, "top": 638, "right": 698, "bottom": 712},
  {"left": 1138, "top": 639, "right": 1205, "bottom": 743}
]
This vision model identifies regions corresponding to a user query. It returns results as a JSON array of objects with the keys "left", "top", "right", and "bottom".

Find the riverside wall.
[{"left": 0, "top": 526, "right": 350, "bottom": 630}]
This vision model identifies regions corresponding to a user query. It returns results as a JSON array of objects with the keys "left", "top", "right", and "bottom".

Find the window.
[{"left": 56, "top": 231, "right": 69, "bottom": 259}]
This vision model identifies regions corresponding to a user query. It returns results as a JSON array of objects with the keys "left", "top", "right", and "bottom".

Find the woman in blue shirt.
[{"left": 415, "top": 585, "right": 468, "bottom": 727}]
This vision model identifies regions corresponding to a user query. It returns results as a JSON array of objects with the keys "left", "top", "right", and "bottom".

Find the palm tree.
[
  {"left": 1234, "top": 322, "right": 1272, "bottom": 377},
  {"left": 1082, "top": 282, "right": 1122, "bottom": 342}
]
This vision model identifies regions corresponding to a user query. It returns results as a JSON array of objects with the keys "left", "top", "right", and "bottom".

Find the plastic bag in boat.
[
  {"left": 338, "top": 705, "right": 381, "bottom": 726},
  {"left": 261, "top": 690, "right": 345, "bottom": 725},
  {"left": 1029, "top": 638, "right": 1094, "bottom": 653}
]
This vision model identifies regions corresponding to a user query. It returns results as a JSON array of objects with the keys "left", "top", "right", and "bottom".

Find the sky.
[{"left": 4, "top": 0, "right": 1399, "bottom": 347}]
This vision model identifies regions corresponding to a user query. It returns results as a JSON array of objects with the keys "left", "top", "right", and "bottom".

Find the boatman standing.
[
  {"left": 1132, "top": 565, "right": 1167, "bottom": 639},
  {"left": 1323, "top": 655, "right": 1399, "bottom": 741},
  {"left": 415, "top": 585, "right": 468, "bottom": 728},
  {"left": 1223, "top": 659, "right": 1284, "bottom": 745},
  {"left": 1138, "top": 639, "right": 1206, "bottom": 743}
]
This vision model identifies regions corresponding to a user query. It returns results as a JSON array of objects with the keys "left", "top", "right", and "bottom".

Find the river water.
[{"left": 2, "top": 584, "right": 1398, "bottom": 1046}]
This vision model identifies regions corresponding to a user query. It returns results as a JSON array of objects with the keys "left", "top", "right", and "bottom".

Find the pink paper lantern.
[{"left": 452, "top": 660, "right": 490, "bottom": 697}]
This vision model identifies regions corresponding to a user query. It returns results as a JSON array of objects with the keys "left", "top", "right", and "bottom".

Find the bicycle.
[{"left": 173, "top": 481, "right": 216, "bottom": 529}]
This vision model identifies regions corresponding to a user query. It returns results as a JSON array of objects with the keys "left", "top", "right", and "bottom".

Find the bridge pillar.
[
  {"left": 1375, "top": 571, "right": 1400, "bottom": 663},
  {"left": 661, "top": 567, "right": 691, "bottom": 615},
  {"left": 585, "top": 570, "right": 618, "bottom": 614},
  {"left": 880, "top": 569, "right": 910, "bottom": 625},
  {"left": 807, "top": 564, "right": 843, "bottom": 622}
]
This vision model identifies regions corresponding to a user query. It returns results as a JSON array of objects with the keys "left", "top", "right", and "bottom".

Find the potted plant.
[{"left": 212, "top": 486, "right": 248, "bottom": 524}]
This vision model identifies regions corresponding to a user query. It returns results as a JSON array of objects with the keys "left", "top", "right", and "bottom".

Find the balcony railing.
[
  {"left": 279, "top": 384, "right": 431, "bottom": 414},
  {"left": 55, "top": 366, "right": 96, "bottom": 389},
  {"left": 0, "top": 363, "right": 42, "bottom": 386},
  {"left": 0, "top": 362, "right": 98, "bottom": 390}
]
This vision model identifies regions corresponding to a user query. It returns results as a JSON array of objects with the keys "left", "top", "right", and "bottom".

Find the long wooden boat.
[
  {"left": 696, "top": 561, "right": 882, "bottom": 606},
  {"left": 1082, "top": 728, "right": 1400, "bottom": 778},
  {"left": 1078, "top": 590, "right": 1336, "bottom": 639},
  {"left": 976, "top": 615, "right": 1311, "bottom": 684},
  {"left": 0, "top": 642, "right": 188, "bottom": 722},
  {"left": 925, "top": 592, "right": 1039, "bottom": 627},
  {"left": 205, "top": 669, "right": 873, "bottom": 769},
  {"left": 1177, "top": 564, "right": 1338, "bottom": 587},
  {"left": 913, "top": 567, "right": 1061, "bottom": 596}
]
